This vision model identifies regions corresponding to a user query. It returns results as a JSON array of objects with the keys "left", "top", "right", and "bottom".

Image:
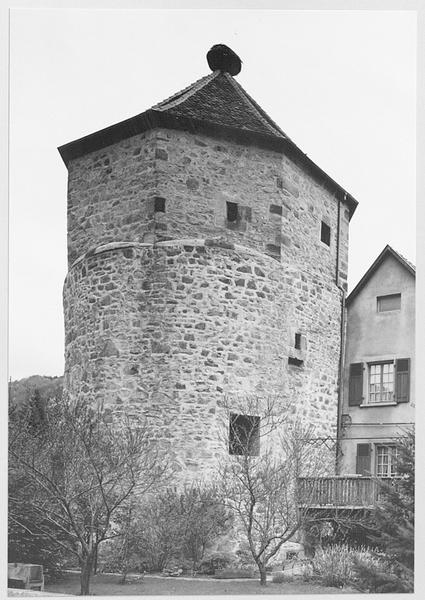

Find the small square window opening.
[
  {"left": 154, "top": 197, "right": 166, "bottom": 213},
  {"left": 321, "top": 221, "right": 331, "bottom": 246},
  {"left": 226, "top": 201, "right": 239, "bottom": 223},
  {"left": 288, "top": 356, "right": 304, "bottom": 367},
  {"left": 377, "top": 294, "right": 401, "bottom": 312},
  {"left": 270, "top": 204, "right": 283, "bottom": 216},
  {"left": 266, "top": 244, "right": 281, "bottom": 258}
]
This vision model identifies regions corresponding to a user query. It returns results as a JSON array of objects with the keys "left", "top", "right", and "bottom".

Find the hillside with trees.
[{"left": 9, "top": 375, "right": 63, "bottom": 408}]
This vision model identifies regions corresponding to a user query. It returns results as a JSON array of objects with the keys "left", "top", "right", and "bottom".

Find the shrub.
[
  {"left": 162, "top": 558, "right": 195, "bottom": 575},
  {"left": 125, "top": 485, "right": 231, "bottom": 573},
  {"left": 198, "top": 552, "right": 237, "bottom": 575},
  {"left": 311, "top": 544, "right": 386, "bottom": 589},
  {"left": 311, "top": 544, "right": 353, "bottom": 587},
  {"left": 367, "top": 429, "right": 414, "bottom": 591},
  {"left": 351, "top": 553, "right": 412, "bottom": 593},
  {"left": 97, "top": 548, "right": 142, "bottom": 575}
]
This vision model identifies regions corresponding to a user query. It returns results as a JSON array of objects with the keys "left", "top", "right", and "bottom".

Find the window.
[
  {"left": 266, "top": 244, "right": 281, "bottom": 259},
  {"left": 225, "top": 202, "right": 251, "bottom": 231},
  {"left": 288, "top": 356, "right": 303, "bottom": 367},
  {"left": 295, "top": 333, "right": 302, "bottom": 350},
  {"left": 376, "top": 445, "right": 399, "bottom": 478},
  {"left": 377, "top": 294, "right": 401, "bottom": 312},
  {"left": 270, "top": 204, "right": 283, "bottom": 216},
  {"left": 154, "top": 197, "right": 166, "bottom": 212},
  {"left": 369, "top": 362, "right": 394, "bottom": 403},
  {"left": 321, "top": 221, "right": 331, "bottom": 246},
  {"left": 229, "top": 413, "right": 260, "bottom": 456},
  {"left": 226, "top": 201, "right": 239, "bottom": 223},
  {"left": 349, "top": 359, "right": 410, "bottom": 406}
]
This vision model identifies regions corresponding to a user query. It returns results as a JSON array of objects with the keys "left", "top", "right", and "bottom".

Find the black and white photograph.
[{"left": 5, "top": 4, "right": 417, "bottom": 597}]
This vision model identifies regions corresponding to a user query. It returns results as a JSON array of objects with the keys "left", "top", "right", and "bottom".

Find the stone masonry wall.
[
  {"left": 64, "top": 238, "right": 342, "bottom": 476},
  {"left": 64, "top": 127, "right": 350, "bottom": 477},
  {"left": 66, "top": 129, "right": 350, "bottom": 294}
]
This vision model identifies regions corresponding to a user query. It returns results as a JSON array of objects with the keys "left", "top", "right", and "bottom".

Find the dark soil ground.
[{"left": 45, "top": 571, "right": 357, "bottom": 595}]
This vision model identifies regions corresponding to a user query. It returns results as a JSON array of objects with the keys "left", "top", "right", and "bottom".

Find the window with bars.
[
  {"left": 369, "top": 362, "right": 394, "bottom": 403},
  {"left": 376, "top": 445, "right": 399, "bottom": 477}
]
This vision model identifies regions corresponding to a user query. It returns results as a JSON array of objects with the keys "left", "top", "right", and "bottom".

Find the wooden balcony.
[{"left": 298, "top": 476, "right": 380, "bottom": 510}]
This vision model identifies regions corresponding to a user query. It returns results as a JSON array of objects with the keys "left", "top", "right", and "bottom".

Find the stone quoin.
[{"left": 59, "top": 45, "right": 358, "bottom": 477}]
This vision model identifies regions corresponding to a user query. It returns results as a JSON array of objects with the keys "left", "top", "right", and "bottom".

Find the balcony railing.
[{"left": 298, "top": 476, "right": 380, "bottom": 509}]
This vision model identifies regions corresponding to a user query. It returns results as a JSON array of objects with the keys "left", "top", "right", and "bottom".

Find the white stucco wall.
[{"left": 339, "top": 253, "right": 415, "bottom": 475}]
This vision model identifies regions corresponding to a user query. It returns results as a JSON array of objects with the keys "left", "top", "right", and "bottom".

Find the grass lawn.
[{"left": 45, "top": 572, "right": 357, "bottom": 595}]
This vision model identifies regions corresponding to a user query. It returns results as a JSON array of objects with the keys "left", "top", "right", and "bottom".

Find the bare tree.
[
  {"left": 118, "top": 482, "right": 231, "bottom": 575},
  {"left": 9, "top": 396, "right": 168, "bottom": 595},
  {"left": 178, "top": 482, "right": 232, "bottom": 573},
  {"left": 218, "top": 396, "right": 331, "bottom": 586}
]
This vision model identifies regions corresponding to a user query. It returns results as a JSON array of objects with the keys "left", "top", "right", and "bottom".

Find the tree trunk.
[
  {"left": 120, "top": 557, "right": 129, "bottom": 586},
  {"left": 80, "top": 554, "right": 94, "bottom": 595},
  {"left": 93, "top": 545, "right": 98, "bottom": 575},
  {"left": 120, "top": 504, "right": 132, "bottom": 584},
  {"left": 259, "top": 565, "right": 267, "bottom": 586},
  {"left": 120, "top": 569, "right": 128, "bottom": 585}
]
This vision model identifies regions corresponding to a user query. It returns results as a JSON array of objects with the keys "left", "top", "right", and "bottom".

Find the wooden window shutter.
[
  {"left": 395, "top": 358, "right": 410, "bottom": 403},
  {"left": 348, "top": 363, "right": 363, "bottom": 406},
  {"left": 356, "top": 443, "right": 371, "bottom": 475}
]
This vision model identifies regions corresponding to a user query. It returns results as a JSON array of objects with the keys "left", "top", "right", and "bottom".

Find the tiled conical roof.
[{"left": 152, "top": 70, "right": 287, "bottom": 140}]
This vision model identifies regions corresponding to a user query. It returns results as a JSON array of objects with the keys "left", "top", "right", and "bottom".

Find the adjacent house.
[{"left": 339, "top": 245, "right": 415, "bottom": 477}]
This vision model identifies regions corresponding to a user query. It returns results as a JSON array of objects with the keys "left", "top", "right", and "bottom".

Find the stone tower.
[{"left": 59, "top": 46, "right": 357, "bottom": 477}]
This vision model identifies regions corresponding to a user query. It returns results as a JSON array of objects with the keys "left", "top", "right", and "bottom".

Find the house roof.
[
  {"left": 346, "top": 245, "right": 416, "bottom": 305},
  {"left": 58, "top": 45, "right": 358, "bottom": 218}
]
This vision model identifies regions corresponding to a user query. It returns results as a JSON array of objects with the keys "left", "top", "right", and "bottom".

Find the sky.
[{"left": 8, "top": 8, "right": 416, "bottom": 380}]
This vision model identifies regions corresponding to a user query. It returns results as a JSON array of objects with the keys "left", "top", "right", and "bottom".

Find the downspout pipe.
[
  {"left": 336, "top": 287, "right": 347, "bottom": 475},
  {"left": 335, "top": 195, "right": 346, "bottom": 475},
  {"left": 336, "top": 197, "right": 341, "bottom": 285}
]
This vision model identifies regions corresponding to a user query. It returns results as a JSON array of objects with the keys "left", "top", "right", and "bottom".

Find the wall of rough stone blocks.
[
  {"left": 66, "top": 129, "right": 350, "bottom": 291},
  {"left": 64, "top": 128, "right": 350, "bottom": 477}
]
